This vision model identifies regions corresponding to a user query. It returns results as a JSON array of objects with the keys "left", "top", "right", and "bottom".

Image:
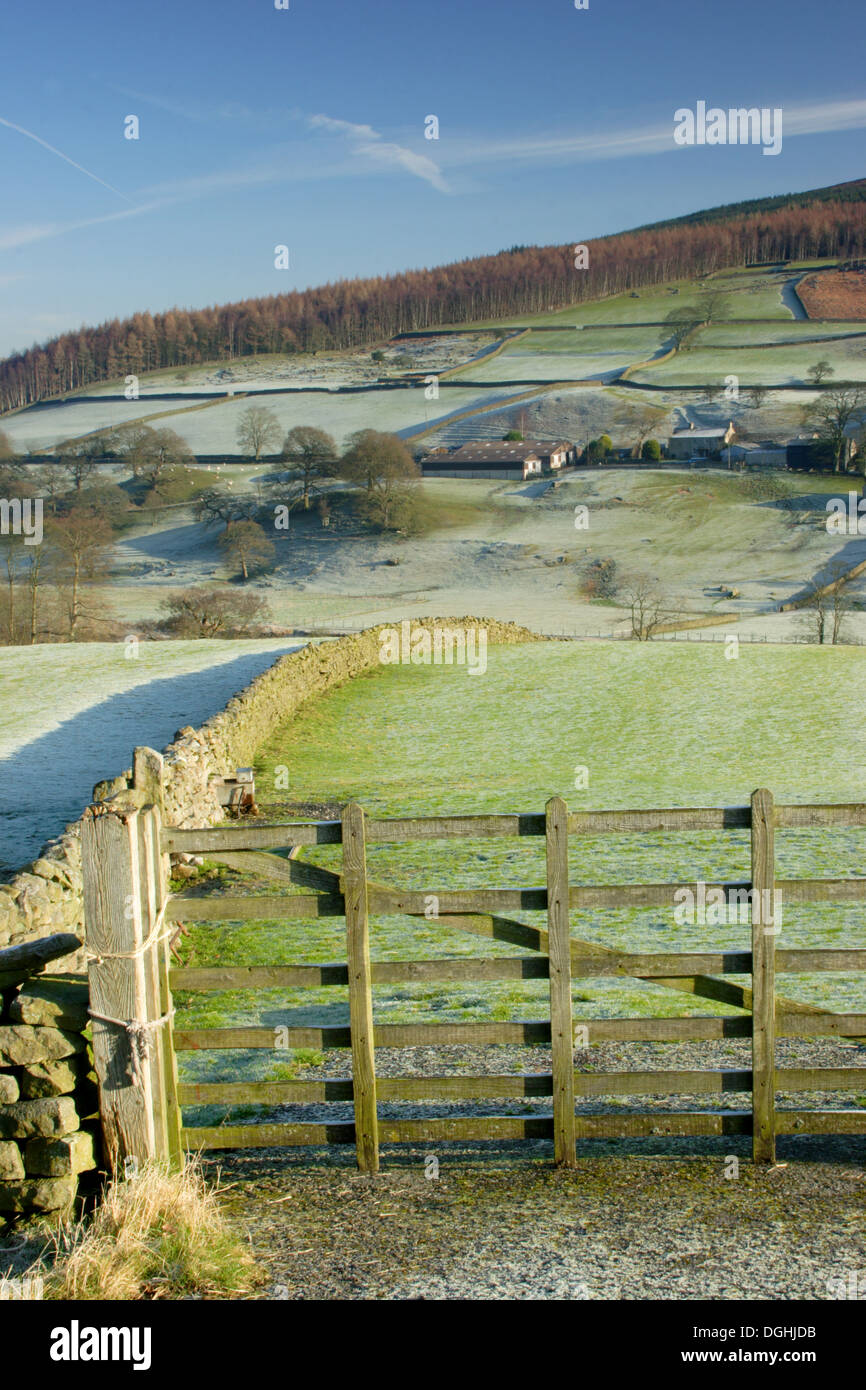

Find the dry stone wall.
[{"left": 0, "top": 975, "right": 98, "bottom": 1220}]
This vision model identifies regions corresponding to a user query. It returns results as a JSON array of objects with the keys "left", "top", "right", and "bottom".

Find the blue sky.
[{"left": 1, "top": 0, "right": 865, "bottom": 356}]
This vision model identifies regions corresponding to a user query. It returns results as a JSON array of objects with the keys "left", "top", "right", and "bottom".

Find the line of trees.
[{"left": 3, "top": 198, "right": 866, "bottom": 411}]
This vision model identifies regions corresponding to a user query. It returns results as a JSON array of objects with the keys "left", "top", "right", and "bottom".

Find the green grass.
[
  {"left": 633, "top": 337, "right": 866, "bottom": 386},
  {"left": 173, "top": 643, "right": 866, "bottom": 1114},
  {"left": 459, "top": 270, "right": 799, "bottom": 329}
]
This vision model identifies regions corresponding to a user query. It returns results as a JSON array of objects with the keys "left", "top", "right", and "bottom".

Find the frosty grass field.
[
  {"left": 0, "top": 638, "right": 299, "bottom": 871},
  {"left": 174, "top": 641, "right": 866, "bottom": 1107},
  {"left": 3, "top": 384, "right": 519, "bottom": 454}
]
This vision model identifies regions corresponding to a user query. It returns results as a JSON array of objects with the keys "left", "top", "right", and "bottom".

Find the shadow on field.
[{"left": 0, "top": 647, "right": 298, "bottom": 873}]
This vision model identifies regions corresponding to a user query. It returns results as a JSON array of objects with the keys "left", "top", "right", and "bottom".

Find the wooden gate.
[{"left": 81, "top": 779, "right": 866, "bottom": 1175}]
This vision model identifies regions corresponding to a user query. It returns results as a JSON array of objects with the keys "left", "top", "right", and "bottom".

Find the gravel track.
[{"left": 205, "top": 1039, "right": 866, "bottom": 1300}]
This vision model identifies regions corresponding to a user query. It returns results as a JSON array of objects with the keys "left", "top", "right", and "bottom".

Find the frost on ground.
[
  {"left": 215, "top": 1144, "right": 866, "bottom": 1300},
  {"left": 0, "top": 397, "right": 210, "bottom": 451},
  {"left": 0, "top": 638, "right": 298, "bottom": 873}
]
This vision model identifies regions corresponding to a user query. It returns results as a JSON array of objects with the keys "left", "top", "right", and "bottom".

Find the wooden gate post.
[
  {"left": 751, "top": 788, "right": 776, "bottom": 1163},
  {"left": 342, "top": 803, "right": 379, "bottom": 1173},
  {"left": 82, "top": 801, "right": 178, "bottom": 1175},
  {"left": 546, "top": 796, "right": 577, "bottom": 1167}
]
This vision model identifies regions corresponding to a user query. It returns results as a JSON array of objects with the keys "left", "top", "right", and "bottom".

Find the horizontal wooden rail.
[
  {"left": 170, "top": 949, "right": 866, "bottom": 995},
  {"left": 176, "top": 1066, "right": 865, "bottom": 1110},
  {"left": 164, "top": 823, "right": 343, "bottom": 853},
  {"left": 776, "top": 949, "right": 866, "bottom": 972},
  {"left": 166, "top": 880, "right": 866, "bottom": 924},
  {"left": 170, "top": 957, "right": 550, "bottom": 991},
  {"left": 183, "top": 1107, "right": 866, "bottom": 1151},
  {"left": 185, "top": 1122, "right": 357, "bottom": 1149},
  {"left": 775, "top": 1111, "right": 866, "bottom": 1134},
  {"left": 173, "top": 1012, "right": 866, "bottom": 1051},
  {"left": 161, "top": 801, "right": 866, "bottom": 855},
  {"left": 776, "top": 1068, "right": 866, "bottom": 1091},
  {"left": 166, "top": 894, "right": 344, "bottom": 922},
  {"left": 173, "top": 1022, "right": 553, "bottom": 1049},
  {"left": 182, "top": 1111, "right": 763, "bottom": 1151}
]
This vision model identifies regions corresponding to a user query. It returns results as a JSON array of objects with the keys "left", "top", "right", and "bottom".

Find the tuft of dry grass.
[{"left": 43, "top": 1157, "right": 261, "bottom": 1301}]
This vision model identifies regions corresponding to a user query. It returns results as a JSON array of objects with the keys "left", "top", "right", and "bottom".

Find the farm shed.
[
  {"left": 421, "top": 439, "right": 574, "bottom": 481},
  {"left": 787, "top": 435, "right": 857, "bottom": 471},
  {"left": 730, "top": 441, "right": 788, "bottom": 468},
  {"left": 668, "top": 422, "right": 736, "bottom": 460},
  {"left": 421, "top": 441, "right": 544, "bottom": 481}
]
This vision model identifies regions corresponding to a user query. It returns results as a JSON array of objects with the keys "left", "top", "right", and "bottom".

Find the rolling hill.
[{"left": 1, "top": 177, "right": 865, "bottom": 415}]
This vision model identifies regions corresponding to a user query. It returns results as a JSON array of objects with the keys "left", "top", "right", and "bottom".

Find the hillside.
[
  {"left": 629, "top": 176, "right": 866, "bottom": 233},
  {"left": 1, "top": 178, "right": 865, "bottom": 414}
]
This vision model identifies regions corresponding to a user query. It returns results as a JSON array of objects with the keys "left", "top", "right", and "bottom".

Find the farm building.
[
  {"left": 421, "top": 439, "right": 574, "bottom": 481},
  {"left": 730, "top": 441, "right": 788, "bottom": 468},
  {"left": 668, "top": 422, "right": 736, "bottom": 460},
  {"left": 787, "top": 435, "right": 857, "bottom": 471},
  {"left": 531, "top": 441, "right": 574, "bottom": 470}
]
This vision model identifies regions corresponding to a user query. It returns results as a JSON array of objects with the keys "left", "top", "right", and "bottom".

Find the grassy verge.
[{"left": 30, "top": 1159, "right": 261, "bottom": 1300}]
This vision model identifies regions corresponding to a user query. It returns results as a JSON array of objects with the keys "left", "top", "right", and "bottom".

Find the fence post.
[
  {"left": 751, "top": 788, "right": 776, "bottom": 1163},
  {"left": 342, "top": 803, "right": 379, "bottom": 1173},
  {"left": 133, "top": 746, "right": 182, "bottom": 1164},
  {"left": 138, "top": 802, "right": 183, "bottom": 1166},
  {"left": 546, "top": 796, "right": 577, "bottom": 1167},
  {"left": 81, "top": 802, "right": 176, "bottom": 1175}
]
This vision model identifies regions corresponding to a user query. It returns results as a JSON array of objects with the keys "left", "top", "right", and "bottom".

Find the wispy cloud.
[
  {"left": 0, "top": 204, "right": 161, "bottom": 253},
  {"left": 307, "top": 113, "right": 451, "bottom": 192},
  {"left": 0, "top": 116, "right": 133, "bottom": 202},
  {"left": 438, "top": 95, "right": 866, "bottom": 170}
]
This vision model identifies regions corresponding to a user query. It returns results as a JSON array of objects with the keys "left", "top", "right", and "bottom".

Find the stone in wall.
[
  {"left": 0, "top": 1026, "right": 85, "bottom": 1069},
  {"left": 24, "top": 1132, "right": 97, "bottom": 1178},
  {"left": 9, "top": 979, "right": 89, "bottom": 1032},
  {"left": 0, "top": 1177, "right": 77, "bottom": 1213},
  {"left": 0, "top": 1096, "right": 81, "bottom": 1140}
]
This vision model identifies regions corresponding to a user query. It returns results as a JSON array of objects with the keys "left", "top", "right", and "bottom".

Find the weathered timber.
[
  {"left": 172, "top": 1017, "right": 768, "bottom": 1049},
  {"left": 185, "top": 1122, "right": 356, "bottom": 1150},
  {"left": 161, "top": 802, "right": 866, "bottom": 858},
  {"left": 775, "top": 1110, "right": 866, "bottom": 1134},
  {"left": 174, "top": 1026, "right": 353, "bottom": 1050},
  {"left": 342, "top": 804, "right": 379, "bottom": 1173},
  {"left": 163, "top": 823, "right": 342, "bottom": 852},
  {"left": 751, "top": 789, "right": 776, "bottom": 1163},
  {"left": 171, "top": 956, "right": 549, "bottom": 991},
  {"left": 546, "top": 797, "right": 576, "bottom": 1167},
  {"left": 165, "top": 893, "right": 345, "bottom": 921},
  {"left": 777, "top": 1013, "right": 866, "bottom": 1036},
  {"left": 0, "top": 933, "right": 84, "bottom": 988},
  {"left": 181, "top": 1111, "right": 759, "bottom": 1150},
  {"left": 82, "top": 804, "right": 171, "bottom": 1173},
  {"left": 775, "top": 1068, "right": 866, "bottom": 1091},
  {"left": 142, "top": 803, "right": 182, "bottom": 1166},
  {"left": 176, "top": 1068, "right": 772, "bottom": 1107}
]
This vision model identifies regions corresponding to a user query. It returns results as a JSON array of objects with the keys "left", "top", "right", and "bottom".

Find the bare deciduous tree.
[
  {"left": 621, "top": 572, "right": 673, "bottom": 640},
  {"left": 807, "top": 359, "right": 834, "bottom": 387},
  {"left": 217, "top": 519, "right": 275, "bottom": 581},
  {"left": 799, "top": 564, "right": 853, "bottom": 644},
  {"left": 236, "top": 406, "right": 281, "bottom": 461},
  {"left": 280, "top": 426, "right": 338, "bottom": 510}
]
